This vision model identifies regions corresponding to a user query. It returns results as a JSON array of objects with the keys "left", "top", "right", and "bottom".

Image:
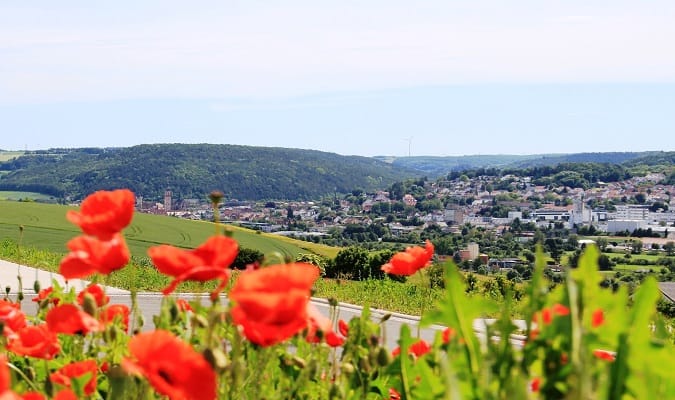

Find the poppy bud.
[
  {"left": 107, "top": 364, "right": 128, "bottom": 379},
  {"left": 191, "top": 314, "right": 209, "bottom": 329},
  {"left": 82, "top": 293, "right": 98, "bottom": 316},
  {"left": 380, "top": 313, "right": 392, "bottom": 323},
  {"left": 203, "top": 348, "right": 228, "bottom": 372},
  {"left": 106, "top": 325, "right": 118, "bottom": 342},
  {"left": 208, "top": 191, "right": 224, "bottom": 205},
  {"left": 358, "top": 356, "right": 371, "bottom": 373},
  {"left": 5, "top": 286, "right": 10, "bottom": 295},
  {"left": 369, "top": 335, "right": 379, "bottom": 347},
  {"left": 169, "top": 302, "right": 179, "bottom": 321},
  {"left": 340, "top": 363, "right": 355, "bottom": 375},
  {"left": 292, "top": 356, "right": 307, "bottom": 369},
  {"left": 328, "top": 297, "right": 339, "bottom": 307},
  {"left": 33, "top": 280, "right": 41, "bottom": 294},
  {"left": 377, "top": 347, "right": 392, "bottom": 366}
]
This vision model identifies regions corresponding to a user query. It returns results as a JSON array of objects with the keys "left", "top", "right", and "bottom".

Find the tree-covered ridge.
[{"left": 0, "top": 144, "right": 419, "bottom": 200}]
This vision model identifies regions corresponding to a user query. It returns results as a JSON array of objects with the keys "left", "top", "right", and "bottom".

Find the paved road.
[{"left": 1, "top": 259, "right": 525, "bottom": 349}]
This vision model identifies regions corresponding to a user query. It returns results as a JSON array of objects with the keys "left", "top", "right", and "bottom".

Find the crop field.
[
  {"left": 0, "top": 151, "right": 24, "bottom": 162},
  {"left": 0, "top": 200, "right": 338, "bottom": 259},
  {"left": 0, "top": 191, "right": 56, "bottom": 201}
]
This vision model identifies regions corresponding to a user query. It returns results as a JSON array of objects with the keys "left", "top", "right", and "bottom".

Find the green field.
[
  {"left": 0, "top": 191, "right": 56, "bottom": 201},
  {"left": 0, "top": 200, "right": 338, "bottom": 259}
]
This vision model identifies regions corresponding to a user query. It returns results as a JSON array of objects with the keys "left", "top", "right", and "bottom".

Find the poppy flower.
[
  {"left": 7, "top": 324, "right": 60, "bottom": 359},
  {"left": 229, "top": 263, "right": 320, "bottom": 346},
  {"left": 381, "top": 240, "right": 434, "bottom": 276},
  {"left": 530, "top": 377, "right": 541, "bottom": 392},
  {"left": 305, "top": 304, "right": 345, "bottom": 347},
  {"left": 20, "top": 393, "right": 45, "bottom": 400},
  {"left": 392, "top": 339, "right": 431, "bottom": 358},
  {"left": 442, "top": 327, "right": 456, "bottom": 344},
  {"left": 77, "top": 284, "right": 110, "bottom": 308},
  {"left": 32, "top": 287, "right": 59, "bottom": 306},
  {"left": 389, "top": 388, "right": 401, "bottom": 400},
  {"left": 59, "top": 233, "right": 130, "bottom": 279},
  {"left": 0, "top": 299, "right": 27, "bottom": 338},
  {"left": 593, "top": 349, "right": 616, "bottom": 362},
  {"left": 148, "top": 235, "right": 239, "bottom": 298},
  {"left": 338, "top": 319, "right": 349, "bottom": 337},
  {"left": 66, "top": 189, "right": 135, "bottom": 240},
  {"left": 53, "top": 390, "right": 77, "bottom": 400},
  {"left": 50, "top": 360, "right": 98, "bottom": 396},
  {"left": 591, "top": 309, "right": 604, "bottom": 328},
  {"left": 175, "top": 299, "right": 193, "bottom": 312},
  {"left": 122, "top": 330, "right": 216, "bottom": 400},
  {"left": 46, "top": 304, "right": 102, "bottom": 335},
  {"left": 100, "top": 304, "right": 130, "bottom": 332},
  {"left": 0, "top": 354, "right": 18, "bottom": 398}
]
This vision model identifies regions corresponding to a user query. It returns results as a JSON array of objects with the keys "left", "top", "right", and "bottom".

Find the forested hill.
[{"left": 0, "top": 144, "right": 419, "bottom": 200}]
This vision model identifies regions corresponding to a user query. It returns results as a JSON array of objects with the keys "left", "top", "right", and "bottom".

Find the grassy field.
[
  {"left": 0, "top": 191, "right": 56, "bottom": 201},
  {"left": 0, "top": 200, "right": 338, "bottom": 259},
  {"left": 0, "top": 151, "right": 24, "bottom": 162}
]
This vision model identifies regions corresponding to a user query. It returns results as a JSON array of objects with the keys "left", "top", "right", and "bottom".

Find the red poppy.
[
  {"left": 0, "top": 300, "right": 27, "bottom": 338},
  {"left": 442, "top": 327, "right": 456, "bottom": 344},
  {"left": 59, "top": 233, "right": 130, "bottom": 279},
  {"left": 530, "top": 377, "right": 541, "bottom": 392},
  {"left": 229, "top": 263, "right": 320, "bottom": 346},
  {"left": 53, "top": 390, "right": 77, "bottom": 400},
  {"left": 148, "top": 235, "right": 239, "bottom": 297},
  {"left": 66, "top": 189, "right": 135, "bottom": 240},
  {"left": 7, "top": 324, "right": 60, "bottom": 359},
  {"left": 20, "top": 393, "right": 45, "bottom": 400},
  {"left": 381, "top": 240, "right": 434, "bottom": 276},
  {"left": 338, "top": 319, "right": 349, "bottom": 337},
  {"left": 77, "top": 284, "right": 110, "bottom": 308},
  {"left": 305, "top": 304, "right": 345, "bottom": 347},
  {"left": 122, "top": 330, "right": 216, "bottom": 400},
  {"left": 46, "top": 304, "right": 102, "bottom": 335},
  {"left": 32, "top": 287, "right": 58, "bottom": 306},
  {"left": 591, "top": 309, "right": 604, "bottom": 328},
  {"left": 175, "top": 299, "right": 193, "bottom": 312},
  {"left": 100, "top": 304, "right": 130, "bottom": 332},
  {"left": 392, "top": 339, "right": 431, "bottom": 358},
  {"left": 551, "top": 303, "right": 570, "bottom": 317},
  {"left": 0, "top": 354, "right": 16, "bottom": 397},
  {"left": 50, "top": 360, "right": 98, "bottom": 396},
  {"left": 389, "top": 388, "right": 401, "bottom": 400},
  {"left": 593, "top": 349, "right": 616, "bottom": 362}
]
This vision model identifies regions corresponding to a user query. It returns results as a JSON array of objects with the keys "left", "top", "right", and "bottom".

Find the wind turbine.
[{"left": 403, "top": 137, "right": 413, "bottom": 157}]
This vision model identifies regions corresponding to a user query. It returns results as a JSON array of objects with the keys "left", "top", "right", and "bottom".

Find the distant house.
[{"left": 402, "top": 194, "right": 417, "bottom": 207}]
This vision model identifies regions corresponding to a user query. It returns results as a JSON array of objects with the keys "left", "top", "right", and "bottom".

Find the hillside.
[
  {"left": 0, "top": 144, "right": 418, "bottom": 201},
  {"left": 0, "top": 200, "right": 338, "bottom": 259},
  {"left": 377, "top": 152, "right": 667, "bottom": 177}
]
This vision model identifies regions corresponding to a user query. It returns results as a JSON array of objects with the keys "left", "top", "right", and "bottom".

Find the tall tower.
[{"left": 164, "top": 189, "right": 172, "bottom": 212}]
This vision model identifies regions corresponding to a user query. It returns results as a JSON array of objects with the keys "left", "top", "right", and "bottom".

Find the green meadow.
[
  {"left": 0, "top": 191, "right": 56, "bottom": 201},
  {"left": 0, "top": 200, "right": 338, "bottom": 259}
]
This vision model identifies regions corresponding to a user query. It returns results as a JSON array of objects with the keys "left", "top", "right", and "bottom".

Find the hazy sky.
[{"left": 1, "top": 1, "right": 674, "bottom": 156}]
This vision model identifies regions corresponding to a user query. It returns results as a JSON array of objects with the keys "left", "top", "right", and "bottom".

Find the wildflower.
[
  {"left": 338, "top": 319, "right": 349, "bottom": 337},
  {"left": 305, "top": 304, "right": 345, "bottom": 347},
  {"left": 32, "top": 287, "right": 58, "bottom": 306},
  {"left": 100, "top": 304, "right": 130, "bottom": 332},
  {"left": 591, "top": 308, "right": 604, "bottom": 328},
  {"left": 50, "top": 360, "right": 98, "bottom": 396},
  {"left": 0, "top": 354, "right": 21, "bottom": 399},
  {"left": 53, "top": 389, "right": 77, "bottom": 400},
  {"left": 175, "top": 299, "right": 193, "bottom": 312},
  {"left": 7, "top": 324, "right": 60, "bottom": 360},
  {"left": 551, "top": 303, "right": 570, "bottom": 317},
  {"left": 593, "top": 349, "right": 616, "bottom": 362},
  {"left": 530, "top": 377, "right": 541, "bottom": 392},
  {"left": 46, "top": 304, "right": 102, "bottom": 335},
  {"left": 381, "top": 240, "right": 434, "bottom": 276},
  {"left": 77, "top": 284, "right": 110, "bottom": 308},
  {"left": 392, "top": 339, "right": 431, "bottom": 358},
  {"left": 442, "top": 327, "right": 456, "bottom": 344},
  {"left": 148, "top": 235, "right": 238, "bottom": 298},
  {"left": 0, "top": 299, "right": 27, "bottom": 338},
  {"left": 59, "top": 234, "right": 130, "bottom": 279},
  {"left": 66, "top": 189, "right": 135, "bottom": 240},
  {"left": 122, "top": 330, "right": 216, "bottom": 400},
  {"left": 229, "top": 263, "right": 319, "bottom": 346},
  {"left": 389, "top": 388, "right": 401, "bottom": 400}
]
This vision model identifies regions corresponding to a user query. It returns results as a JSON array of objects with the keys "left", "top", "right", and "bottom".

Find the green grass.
[
  {"left": 0, "top": 200, "right": 337, "bottom": 259},
  {"left": 0, "top": 191, "right": 56, "bottom": 201}
]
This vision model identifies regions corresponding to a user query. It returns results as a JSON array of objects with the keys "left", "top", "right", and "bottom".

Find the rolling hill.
[{"left": 0, "top": 144, "right": 419, "bottom": 201}]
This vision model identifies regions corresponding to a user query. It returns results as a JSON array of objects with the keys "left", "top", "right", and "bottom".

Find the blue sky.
[{"left": 1, "top": 1, "right": 674, "bottom": 156}]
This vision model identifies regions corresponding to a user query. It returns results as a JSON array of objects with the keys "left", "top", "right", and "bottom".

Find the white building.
[{"left": 607, "top": 220, "right": 646, "bottom": 234}]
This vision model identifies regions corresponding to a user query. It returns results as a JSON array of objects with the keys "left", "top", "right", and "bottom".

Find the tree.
[
  {"left": 330, "top": 246, "right": 370, "bottom": 280},
  {"left": 631, "top": 239, "right": 643, "bottom": 255},
  {"left": 664, "top": 241, "right": 675, "bottom": 256}
]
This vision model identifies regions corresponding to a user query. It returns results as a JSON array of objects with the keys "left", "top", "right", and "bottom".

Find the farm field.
[
  {"left": 0, "top": 191, "right": 56, "bottom": 202},
  {"left": 0, "top": 200, "right": 338, "bottom": 259},
  {"left": 0, "top": 151, "right": 24, "bottom": 162}
]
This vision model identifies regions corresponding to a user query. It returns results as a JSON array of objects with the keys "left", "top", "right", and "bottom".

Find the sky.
[{"left": 1, "top": 1, "right": 674, "bottom": 157}]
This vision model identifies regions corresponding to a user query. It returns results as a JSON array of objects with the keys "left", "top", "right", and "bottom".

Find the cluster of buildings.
[{"left": 135, "top": 172, "right": 675, "bottom": 241}]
